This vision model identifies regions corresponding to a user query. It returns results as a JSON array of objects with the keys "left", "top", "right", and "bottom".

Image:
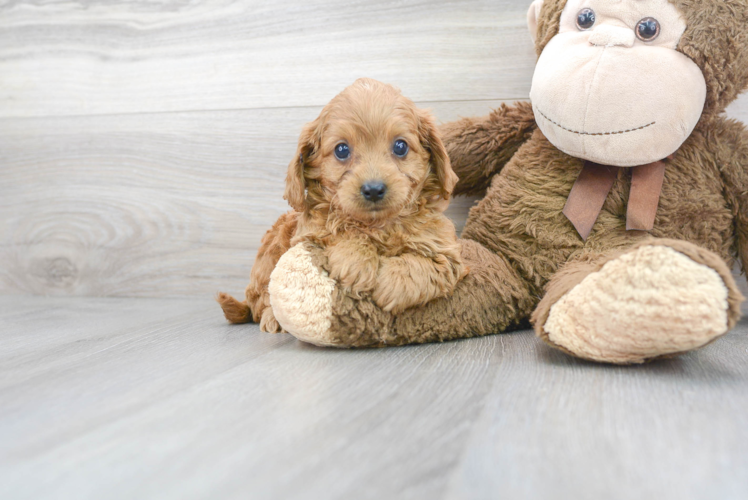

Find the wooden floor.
[{"left": 2, "top": 295, "right": 747, "bottom": 500}]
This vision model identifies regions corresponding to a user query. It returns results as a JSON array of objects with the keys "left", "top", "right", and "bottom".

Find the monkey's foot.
[
  {"left": 268, "top": 243, "right": 340, "bottom": 346},
  {"left": 534, "top": 240, "right": 742, "bottom": 364}
]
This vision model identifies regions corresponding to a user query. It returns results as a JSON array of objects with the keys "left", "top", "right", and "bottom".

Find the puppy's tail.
[{"left": 216, "top": 292, "right": 252, "bottom": 324}]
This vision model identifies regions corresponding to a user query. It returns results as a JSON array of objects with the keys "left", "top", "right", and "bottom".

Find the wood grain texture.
[
  {"left": 3, "top": 3, "right": 748, "bottom": 498},
  {"left": 0, "top": 0, "right": 537, "bottom": 118},
  {"left": 1, "top": 296, "right": 746, "bottom": 500},
  {"left": 3, "top": 95, "right": 746, "bottom": 298},
  {"left": 443, "top": 331, "right": 748, "bottom": 500},
  {"left": 0, "top": 101, "right": 490, "bottom": 298},
  {"left": 1, "top": 0, "right": 748, "bottom": 299}
]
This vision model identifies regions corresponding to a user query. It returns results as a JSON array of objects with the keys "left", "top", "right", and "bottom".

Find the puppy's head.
[{"left": 284, "top": 78, "right": 457, "bottom": 221}]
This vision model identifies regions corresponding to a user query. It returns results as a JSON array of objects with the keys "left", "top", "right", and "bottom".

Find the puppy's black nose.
[{"left": 361, "top": 181, "right": 387, "bottom": 202}]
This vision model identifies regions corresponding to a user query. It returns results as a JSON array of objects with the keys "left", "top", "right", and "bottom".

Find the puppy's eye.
[
  {"left": 636, "top": 17, "right": 660, "bottom": 41},
  {"left": 334, "top": 143, "right": 350, "bottom": 161},
  {"left": 576, "top": 8, "right": 595, "bottom": 31},
  {"left": 393, "top": 140, "right": 409, "bottom": 158}
]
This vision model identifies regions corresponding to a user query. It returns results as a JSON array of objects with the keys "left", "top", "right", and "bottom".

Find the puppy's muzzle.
[{"left": 361, "top": 181, "right": 387, "bottom": 202}]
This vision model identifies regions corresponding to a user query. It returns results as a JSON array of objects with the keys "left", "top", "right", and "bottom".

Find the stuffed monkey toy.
[{"left": 266, "top": 0, "right": 748, "bottom": 364}]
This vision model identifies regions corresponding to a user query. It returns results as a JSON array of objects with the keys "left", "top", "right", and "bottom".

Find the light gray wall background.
[{"left": 2, "top": 0, "right": 747, "bottom": 299}]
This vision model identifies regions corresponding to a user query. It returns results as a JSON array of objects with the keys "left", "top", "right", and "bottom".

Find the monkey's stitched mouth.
[{"left": 537, "top": 108, "right": 655, "bottom": 136}]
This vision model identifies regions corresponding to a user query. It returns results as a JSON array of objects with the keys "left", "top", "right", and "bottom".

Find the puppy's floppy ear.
[
  {"left": 284, "top": 118, "right": 322, "bottom": 211},
  {"left": 418, "top": 109, "right": 458, "bottom": 202}
]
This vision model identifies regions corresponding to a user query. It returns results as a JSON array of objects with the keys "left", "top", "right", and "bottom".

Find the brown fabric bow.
[{"left": 563, "top": 156, "right": 671, "bottom": 241}]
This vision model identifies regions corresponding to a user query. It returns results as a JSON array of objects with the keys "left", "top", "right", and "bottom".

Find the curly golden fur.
[{"left": 218, "top": 78, "right": 467, "bottom": 331}]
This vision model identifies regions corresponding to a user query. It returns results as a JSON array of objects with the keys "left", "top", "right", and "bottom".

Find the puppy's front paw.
[
  {"left": 372, "top": 279, "right": 419, "bottom": 314},
  {"left": 372, "top": 255, "right": 436, "bottom": 314},
  {"left": 325, "top": 239, "right": 379, "bottom": 295}
]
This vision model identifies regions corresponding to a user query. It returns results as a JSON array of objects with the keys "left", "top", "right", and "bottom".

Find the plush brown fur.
[
  {"left": 277, "top": 0, "right": 748, "bottom": 362},
  {"left": 442, "top": 101, "right": 537, "bottom": 197},
  {"left": 219, "top": 79, "right": 466, "bottom": 330}
]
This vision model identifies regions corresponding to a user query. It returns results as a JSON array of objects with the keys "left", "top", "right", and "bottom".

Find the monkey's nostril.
[{"left": 361, "top": 181, "right": 387, "bottom": 202}]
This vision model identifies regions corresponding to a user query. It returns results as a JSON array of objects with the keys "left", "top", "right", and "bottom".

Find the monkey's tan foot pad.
[
  {"left": 269, "top": 243, "right": 341, "bottom": 347},
  {"left": 539, "top": 245, "right": 735, "bottom": 364}
]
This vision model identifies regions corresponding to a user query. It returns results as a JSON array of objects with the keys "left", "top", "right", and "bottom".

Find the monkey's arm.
[
  {"left": 715, "top": 117, "right": 748, "bottom": 275},
  {"left": 440, "top": 101, "right": 536, "bottom": 196}
]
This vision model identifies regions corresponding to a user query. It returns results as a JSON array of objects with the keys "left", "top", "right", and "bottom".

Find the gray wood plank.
[
  {"left": 1, "top": 296, "right": 747, "bottom": 500},
  {"left": 0, "top": 100, "right": 492, "bottom": 299},
  {"left": 3, "top": 0, "right": 746, "bottom": 121},
  {"left": 0, "top": 296, "right": 502, "bottom": 500},
  {"left": 3, "top": 94, "right": 746, "bottom": 299},
  {"left": 2, "top": 95, "right": 747, "bottom": 299},
  {"left": 443, "top": 333, "right": 748, "bottom": 500},
  {"left": 726, "top": 95, "right": 748, "bottom": 123},
  {"left": 0, "top": 0, "right": 537, "bottom": 118}
]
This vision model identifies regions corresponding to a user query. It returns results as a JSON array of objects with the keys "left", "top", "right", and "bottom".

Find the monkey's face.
[{"left": 528, "top": 0, "right": 706, "bottom": 167}]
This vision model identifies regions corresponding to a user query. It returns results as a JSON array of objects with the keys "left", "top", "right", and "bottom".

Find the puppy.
[{"left": 218, "top": 78, "right": 467, "bottom": 333}]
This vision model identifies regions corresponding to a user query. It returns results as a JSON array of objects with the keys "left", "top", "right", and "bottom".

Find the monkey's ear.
[
  {"left": 527, "top": 0, "right": 544, "bottom": 43},
  {"left": 284, "top": 119, "right": 321, "bottom": 211},
  {"left": 418, "top": 109, "right": 458, "bottom": 205}
]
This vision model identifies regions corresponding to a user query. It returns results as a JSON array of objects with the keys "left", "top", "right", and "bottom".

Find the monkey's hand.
[{"left": 440, "top": 101, "right": 536, "bottom": 197}]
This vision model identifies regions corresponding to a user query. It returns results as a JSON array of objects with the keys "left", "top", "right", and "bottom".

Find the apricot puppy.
[{"left": 218, "top": 78, "right": 467, "bottom": 332}]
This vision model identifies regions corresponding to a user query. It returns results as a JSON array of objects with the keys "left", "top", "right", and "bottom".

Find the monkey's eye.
[
  {"left": 334, "top": 142, "right": 350, "bottom": 161},
  {"left": 636, "top": 17, "right": 660, "bottom": 41},
  {"left": 576, "top": 8, "right": 596, "bottom": 30},
  {"left": 393, "top": 139, "right": 409, "bottom": 157}
]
